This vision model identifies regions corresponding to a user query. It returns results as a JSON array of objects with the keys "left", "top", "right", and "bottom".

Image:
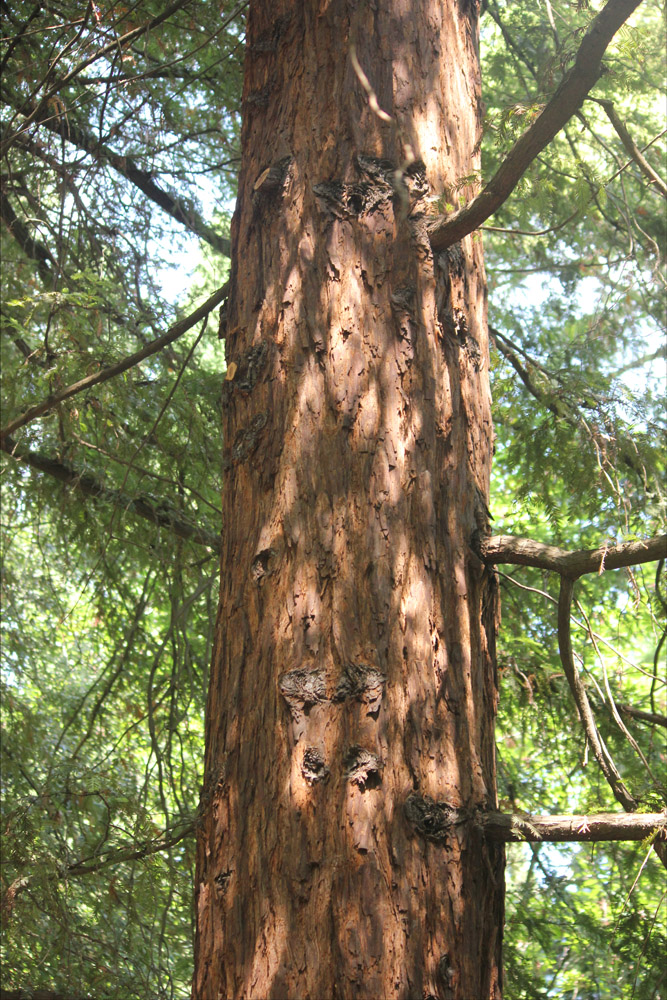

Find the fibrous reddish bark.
[{"left": 194, "top": 3, "right": 502, "bottom": 998}]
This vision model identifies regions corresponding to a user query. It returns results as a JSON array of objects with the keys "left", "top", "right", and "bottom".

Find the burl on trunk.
[{"left": 194, "top": 2, "right": 503, "bottom": 997}]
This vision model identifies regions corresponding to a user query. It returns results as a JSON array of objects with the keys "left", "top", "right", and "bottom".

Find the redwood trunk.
[{"left": 194, "top": 3, "right": 503, "bottom": 998}]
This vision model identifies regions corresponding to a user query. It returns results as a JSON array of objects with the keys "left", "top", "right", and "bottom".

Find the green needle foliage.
[{"left": 1, "top": 2, "right": 665, "bottom": 998}]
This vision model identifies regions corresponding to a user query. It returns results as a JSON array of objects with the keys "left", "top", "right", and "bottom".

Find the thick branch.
[
  {"left": 428, "top": 0, "right": 643, "bottom": 250},
  {"left": 483, "top": 810, "right": 666, "bottom": 843},
  {"left": 619, "top": 704, "right": 667, "bottom": 728},
  {"left": 1, "top": 434, "right": 221, "bottom": 553},
  {"left": 0, "top": 282, "right": 228, "bottom": 441},
  {"left": 482, "top": 533, "right": 667, "bottom": 580}
]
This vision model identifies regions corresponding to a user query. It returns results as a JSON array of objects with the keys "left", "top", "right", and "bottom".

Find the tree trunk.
[{"left": 194, "top": 2, "right": 503, "bottom": 998}]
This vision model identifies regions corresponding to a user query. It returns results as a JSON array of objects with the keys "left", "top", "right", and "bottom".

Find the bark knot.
[
  {"left": 279, "top": 667, "right": 326, "bottom": 719},
  {"left": 253, "top": 156, "right": 292, "bottom": 197},
  {"left": 251, "top": 547, "right": 277, "bottom": 582},
  {"left": 404, "top": 793, "right": 464, "bottom": 844},
  {"left": 302, "top": 746, "right": 329, "bottom": 786},
  {"left": 214, "top": 869, "right": 232, "bottom": 893},
  {"left": 234, "top": 340, "right": 270, "bottom": 396},
  {"left": 313, "top": 179, "right": 391, "bottom": 219},
  {"left": 334, "top": 662, "right": 385, "bottom": 715},
  {"left": 343, "top": 746, "right": 383, "bottom": 790}
]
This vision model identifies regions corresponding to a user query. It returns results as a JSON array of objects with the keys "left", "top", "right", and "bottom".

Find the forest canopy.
[{"left": 1, "top": 1, "right": 665, "bottom": 998}]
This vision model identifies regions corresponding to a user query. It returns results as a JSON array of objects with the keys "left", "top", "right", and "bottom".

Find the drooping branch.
[
  {"left": 1, "top": 815, "right": 195, "bottom": 923},
  {"left": 0, "top": 0, "right": 194, "bottom": 160},
  {"left": 3, "top": 98, "right": 232, "bottom": 255},
  {"left": 428, "top": 0, "right": 643, "bottom": 251},
  {"left": 482, "top": 530, "right": 667, "bottom": 865},
  {"left": 0, "top": 4, "right": 43, "bottom": 79},
  {"left": 1, "top": 186, "right": 57, "bottom": 283},
  {"left": 65, "top": 817, "right": 195, "bottom": 877},
  {"left": 490, "top": 325, "right": 650, "bottom": 484},
  {"left": 0, "top": 282, "right": 228, "bottom": 441},
  {"left": 594, "top": 98, "right": 667, "bottom": 198},
  {"left": 482, "top": 810, "right": 666, "bottom": 844},
  {"left": 0, "top": 434, "right": 221, "bottom": 554},
  {"left": 481, "top": 533, "right": 667, "bottom": 580},
  {"left": 558, "top": 576, "right": 637, "bottom": 810}
]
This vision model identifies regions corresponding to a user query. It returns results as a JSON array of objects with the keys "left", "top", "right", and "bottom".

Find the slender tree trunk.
[{"left": 194, "top": 2, "right": 503, "bottom": 997}]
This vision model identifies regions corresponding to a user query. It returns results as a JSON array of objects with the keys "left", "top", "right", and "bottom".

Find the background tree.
[{"left": 1, "top": 1, "right": 665, "bottom": 998}]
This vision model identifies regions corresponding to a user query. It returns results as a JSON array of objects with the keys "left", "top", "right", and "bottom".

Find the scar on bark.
[
  {"left": 253, "top": 155, "right": 292, "bottom": 199},
  {"left": 227, "top": 412, "right": 268, "bottom": 465}
]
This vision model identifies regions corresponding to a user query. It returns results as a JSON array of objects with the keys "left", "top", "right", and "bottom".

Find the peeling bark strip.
[{"left": 194, "top": 3, "right": 502, "bottom": 999}]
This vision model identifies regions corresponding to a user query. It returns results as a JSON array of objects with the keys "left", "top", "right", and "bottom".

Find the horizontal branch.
[
  {"left": 428, "top": 0, "right": 642, "bottom": 251},
  {"left": 0, "top": 282, "right": 228, "bottom": 441},
  {"left": 619, "top": 704, "right": 667, "bottom": 728},
  {"left": 482, "top": 533, "right": 667, "bottom": 580},
  {"left": 483, "top": 810, "right": 666, "bottom": 844},
  {"left": 65, "top": 818, "right": 195, "bottom": 877},
  {"left": 1, "top": 434, "right": 221, "bottom": 553}
]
